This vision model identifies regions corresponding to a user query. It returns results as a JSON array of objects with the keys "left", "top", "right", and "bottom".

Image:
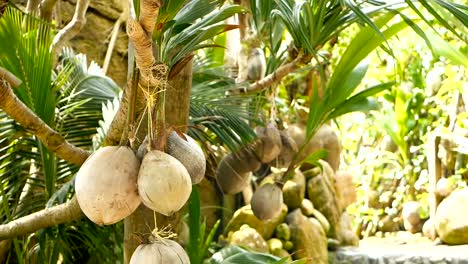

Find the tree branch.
[
  {"left": 231, "top": 53, "right": 312, "bottom": 94},
  {"left": 0, "top": 197, "right": 83, "bottom": 240},
  {"left": 0, "top": 67, "right": 90, "bottom": 165},
  {"left": 39, "top": 0, "right": 58, "bottom": 21},
  {"left": 51, "top": 0, "right": 91, "bottom": 61},
  {"left": 103, "top": 6, "right": 129, "bottom": 74}
]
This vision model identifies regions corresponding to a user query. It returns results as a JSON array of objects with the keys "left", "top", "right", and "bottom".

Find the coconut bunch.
[
  {"left": 216, "top": 123, "right": 298, "bottom": 194},
  {"left": 75, "top": 131, "right": 206, "bottom": 224},
  {"left": 138, "top": 131, "right": 206, "bottom": 216}
]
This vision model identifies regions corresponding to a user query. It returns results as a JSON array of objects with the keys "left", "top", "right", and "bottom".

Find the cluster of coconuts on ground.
[
  {"left": 215, "top": 122, "right": 299, "bottom": 220},
  {"left": 75, "top": 130, "right": 205, "bottom": 263}
]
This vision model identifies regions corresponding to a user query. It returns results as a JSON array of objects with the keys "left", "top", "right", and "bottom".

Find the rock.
[
  {"left": 275, "top": 223, "right": 291, "bottom": 241},
  {"left": 300, "top": 198, "right": 315, "bottom": 216},
  {"left": 337, "top": 213, "right": 359, "bottom": 246},
  {"left": 402, "top": 201, "right": 422, "bottom": 233},
  {"left": 307, "top": 160, "right": 341, "bottom": 238},
  {"left": 228, "top": 225, "right": 269, "bottom": 253},
  {"left": 287, "top": 124, "right": 341, "bottom": 171},
  {"left": 377, "top": 215, "right": 400, "bottom": 233},
  {"left": 327, "top": 238, "right": 340, "bottom": 251},
  {"left": 334, "top": 171, "right": 357, "bottom": 211},
  {"left": 423, "top": 218, "right": 434, "bottom": 238},
  {"left": 61, "top": 0, "right": 128, "bottom": 86},
  {"left": 267, "top": 238, "right": 283, "bottom": 255},
  {"left": 436, "top": 177, "right": 454, "bottom": 197},
  {"left": 311, "top": 209, "right": 330, "bottom": 234},
  {"left": 283, "top": 240, "right": 293, "bottom": 251},
  {"left": 435, "top": 188, "right": 468, "bottom": 245},
  {"left": 286, "top": 209, "right": 328, "bottom": 264},
  {"left": 282, "top": 170, "right": 306, "bottom": 209},
  {"left": 224, "top": 204, "right": 288, "bottom": 239},
  {"left": 276, "top": 249, "right": 292, "bottom": 261}
]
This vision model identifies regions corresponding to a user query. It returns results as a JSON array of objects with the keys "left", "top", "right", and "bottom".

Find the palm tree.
[{"left": 0, "top": 0, "right": 466, "bottom": 263}]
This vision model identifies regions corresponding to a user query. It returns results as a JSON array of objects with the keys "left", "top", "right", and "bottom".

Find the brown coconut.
[
  {"left": 287, "top": 123, "right": 341, "bottom": 171},
  {"left": 254, "top": 123, "right": 282, "bottom": 163},
  {"left": 130, "top": 238, "right": 189, "bottom": 264},
  {"left": 75, "top": 146, "right": 141, "bottom": 225},
  {"left": 216, "top": 149, "right": 260, "bottom": 194},
  {"left": 269, "top": 130, "right": 298, "bottom": 169},
  {"left": 138, "top": 150, "right": 192, "bottom": 216},
  {"left": 166, "top": 131, "right": 206, "bottom": 184},
  {"left": 251, "top": 183, "right": 284, "bottom": 221}
]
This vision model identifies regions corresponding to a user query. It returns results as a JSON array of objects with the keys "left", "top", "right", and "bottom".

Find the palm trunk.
[{"left": 123, "top": 59, "right": 193, "bottom": 263}]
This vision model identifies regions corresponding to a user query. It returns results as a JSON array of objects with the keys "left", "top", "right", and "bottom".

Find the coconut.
[
  {"left": 269, "top": 131, "right": 298, "bottom": 169},
  {"left": 130, "top": 238, "right": 189, "bottom": 264},
  {"left": 254, "top": 123, "right": 282, "bottom": 163},
  {"left": 138, "top": 150, "right": 192, "bottom": 216},
  {"left": 216, "top": 153, "right": 252, "bottom": 194},
  {"left": 166, "top": 131, "right": 206, "bottom": 184},
  {"left": 75, "top": 146, "right": 141, "bottom": 225},
  {"left": 251, "top": 183, "right": 284, "bottom": 220}
]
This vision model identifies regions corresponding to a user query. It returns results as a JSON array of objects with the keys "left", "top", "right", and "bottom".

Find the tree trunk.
[{"left": 123, "top": 59, "right": 193, "bottom": 263}]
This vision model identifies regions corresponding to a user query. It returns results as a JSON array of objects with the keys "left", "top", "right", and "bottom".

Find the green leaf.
[
  {"left": 208, "top": 246, "right": 281, "bottom": 264},
  {"left": 325, "top": 13, "right": 408, "bottom": 111},
  {"left": 328, "top": 82, "right": 394, "bottom": 119},
  {"left": 187, "top": 185, "right": 202, "bottom": 263},
  {"left": 301, "top": 149, "right": 328, "bottom": 167},
  {"left": 425, "top": 30, "right": 468, "bottom": 67}
]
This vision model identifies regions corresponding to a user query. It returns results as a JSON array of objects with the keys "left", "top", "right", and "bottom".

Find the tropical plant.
[
  {"left": 0, "top": 7, "right": 123, "bottom": 262},
  {"left": 0, "top": 0, "right": 466, "bottom": 262},
  {"left": 185, "top": 185, "right": 220, "bottom": 264}
]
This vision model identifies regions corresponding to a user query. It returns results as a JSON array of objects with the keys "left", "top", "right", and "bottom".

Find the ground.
[{"left": 331, "top": 232, "right": 468, "bottom": 264}]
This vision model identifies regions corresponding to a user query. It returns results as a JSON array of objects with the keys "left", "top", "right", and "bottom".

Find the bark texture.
[{"left": 123, "top": 60, "right": 193, "bottom": 263}]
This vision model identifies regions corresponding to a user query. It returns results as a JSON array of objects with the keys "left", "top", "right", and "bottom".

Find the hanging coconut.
[
  {"left": 138, "top": 150, "right": 192, "bottom": 216},
  {"left": 75, "top": 146, "right": 141, "bottom": 225},
  {"left": 216, "top": 153, "right": 252, "bottom": 194},
  {"left": 251, "top": 183, "right": 284, "bottom": 221},
  {"left": 130, "top": 238, "right": 190, "bottom": 264},
  {"left": 254, "top": 123, "right": 282, "bottom": 163},
  {"left": 166, "top": 131, "right": 206, "bottom": 184},
  {"left": 269, "top": 130, "right": 298, "bottom": 169}
]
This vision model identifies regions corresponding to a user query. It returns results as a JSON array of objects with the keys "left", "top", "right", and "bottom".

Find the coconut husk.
[
  {"left": 269, "top": 130, "right": 298, "bottom": 169},
  {"left": 216, "top": 152, "right": 253, "bottom": 194},
  {"left": 254, "top": 123, "right": 282, "bottom": 163}
]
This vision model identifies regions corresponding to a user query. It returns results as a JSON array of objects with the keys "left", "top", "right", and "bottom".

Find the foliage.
[
  {"left": 0, "top": 7, "right": 122, "bottom": 262},
  {"left": 338, "top": 19, "right": 467, "bottom": 236},
  {"left": 143, "top": 0, "right": 246, "bottom": 69},
  {"left": 207, "top": 245, "right": 295, "bottom": 264},
  {"left": 186, "top": 185, "right": 220, "bottom": 264}
]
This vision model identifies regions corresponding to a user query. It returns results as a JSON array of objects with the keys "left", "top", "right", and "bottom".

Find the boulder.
[
  {"left": 300, "top": 198, "right": 315, "bottom": 216},
  {"left": 422, "top": 218, "right": 434, "bottom": 238},
  {"left": 435, "top": 188, "right": 468, "bottom": 245},
  {"left": 307, "top": 160, "right": 341, "bottom": 238},
  {"left": 337, "top": 213, "right": 359, "bottom": 246},
  {"left": 334, "top": 171, "right": 357, "bottom": 211},
  {"left": 282, "top": 170, "right": 306, "bottom": 209},
  {"left": 377, "top": 215, "right": 400, "bottom": 233},
  {"left": 224, "top": 204, "right": 288, "bottom": 239},
  {"left": 286, "top": 209, "right": 328, "bottom": 264},
  {"left": 311, "top": 209, "right": 330, "bottom": 234},
  {"left": 402, "top": 201, "right": 422, "bottom": 233},
  {"left": 228, "top": 225, "right": 268, "bottom": 253}
]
